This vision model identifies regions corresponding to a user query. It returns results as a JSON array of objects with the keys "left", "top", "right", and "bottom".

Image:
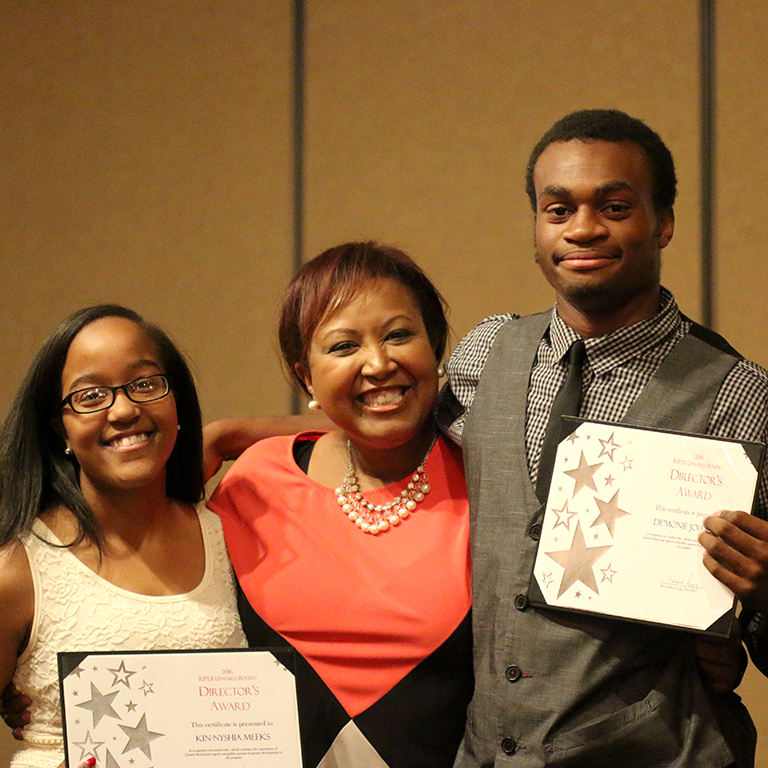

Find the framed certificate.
[
  {"left": 59, "top": 648, "right": 302, "bottom": 768},
  {"left": 529, "top": 418, "right": 764, "bottom": 635}
]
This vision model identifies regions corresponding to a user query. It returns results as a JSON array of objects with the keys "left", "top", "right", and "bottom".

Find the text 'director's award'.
[{"left": 530, "top": 419, "right": 763, "bottom": 635}]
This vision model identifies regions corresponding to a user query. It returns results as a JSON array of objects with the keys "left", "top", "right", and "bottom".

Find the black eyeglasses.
[{"left": 60, "top": 374, "right": 171, "bottom": 414}]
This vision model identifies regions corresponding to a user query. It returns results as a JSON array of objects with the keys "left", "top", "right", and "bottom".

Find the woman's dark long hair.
[{"left": 0, "top": 305, "right": 204, "bottom": 548}]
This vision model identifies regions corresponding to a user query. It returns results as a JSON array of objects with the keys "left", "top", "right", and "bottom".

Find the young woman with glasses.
[{"left": 0, "top": 305, "right": 245, "bottom": 768}]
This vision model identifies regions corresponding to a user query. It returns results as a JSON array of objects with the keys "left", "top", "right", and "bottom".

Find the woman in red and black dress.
[{"left": 208, "top": 242, "right": 472, "bottom": 768}]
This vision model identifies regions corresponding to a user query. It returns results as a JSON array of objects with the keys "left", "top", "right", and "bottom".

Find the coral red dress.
[{"left": 208, "top": 432, "right": 472, "bottom": 768}]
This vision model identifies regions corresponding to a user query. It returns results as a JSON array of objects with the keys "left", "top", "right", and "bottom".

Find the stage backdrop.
[{"left": 2, "top": 1, "right": 766, "bottom": 764}]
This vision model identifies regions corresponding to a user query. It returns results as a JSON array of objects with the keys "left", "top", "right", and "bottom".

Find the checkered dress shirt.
[{"left": 436, "top": 287, "right": 768, "bottom": 518}]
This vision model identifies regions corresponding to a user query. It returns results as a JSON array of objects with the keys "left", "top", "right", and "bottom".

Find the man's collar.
[{"left": 547, "top": 286, "right": 680, "bottom": 363}]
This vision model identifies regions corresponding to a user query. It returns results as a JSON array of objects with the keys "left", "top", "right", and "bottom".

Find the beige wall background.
[{"left": 1, "top": 1, "right": 766, "bottom": 764}]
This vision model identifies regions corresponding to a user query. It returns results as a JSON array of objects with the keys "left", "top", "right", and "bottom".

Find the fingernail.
[{"left": 86, "top": 758, "right": 96, "bottom": 767}]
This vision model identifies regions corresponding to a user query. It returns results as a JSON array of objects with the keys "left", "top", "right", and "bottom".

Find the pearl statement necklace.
[{"left": 335, "top": 434, "right": 438, "bottom": 535}]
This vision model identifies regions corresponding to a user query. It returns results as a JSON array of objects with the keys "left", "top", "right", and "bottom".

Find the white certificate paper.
[
  {"left": 530, "top": 419, "right": 763, "bottom": 635},
  {"left": 59, "top": 649, "right": 302, "bottom": 768}
]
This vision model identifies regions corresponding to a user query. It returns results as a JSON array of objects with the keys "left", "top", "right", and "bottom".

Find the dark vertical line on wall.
[
  {"left": 291, "top": 0, "right": 306, "bottom": 415},
  {"left": 700, "top": 0, "right": 715, "bottom": 328}
]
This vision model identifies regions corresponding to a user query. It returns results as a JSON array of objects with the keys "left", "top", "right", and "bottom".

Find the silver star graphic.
[
  {"left": 545, "top": 521, "right": 613, "bottom": 598},
  {"left": 126, "top": 700, "right": 138, "bottom": 713},
  {"left": 601, "top": 563, "right": 618, "bottom": 583},
  {"left": 104, "top": 749, "right": 121, "bottom": 768},
  {"left": 597, "top": 432, "right": 621, "bottom": 460},
  {"left": 591, "top": 490, "right": 631, "bottom": 535},
  {"left": 563, "top": 452, "right": 602, "bottom": 496},
  {"left": 108, "top": 660, "right": 137, "bottom": 689},
  {"left": 139, "top": 680, "right": 155, "bottom": 697},
  {"left": 77, "top": 683, "right": 120, "bottom": 728},
  {"left": 566, "top": 431, "right": 579, "bottom": 445},
  {"left": 541, "top": 571, "right": 554, "bottom": 588},
  {"left": 604, "top": 474, "right": 615, "bottom": 487},
  {"left": 73, "top": 730, "right": 105, "bottom": 762},
  {"left": 71, "top": 665, "right": 85, "bottom": 678},
  {"left": 552, "top": 500, "right": 579, "bottom": 531},
  {"left": 119, "top": 713, "right": 165, "bottom": 759},
  {"left": 621, "top": 456, "right": 634, "bottom": 472}
]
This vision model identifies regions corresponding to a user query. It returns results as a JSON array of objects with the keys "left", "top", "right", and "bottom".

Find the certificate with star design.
[
  {"left": 58, "top": 648, "right": 302, "bottom": 768},
  {"left": 529, "top": 418, "right": 764, "bottom": 635}
]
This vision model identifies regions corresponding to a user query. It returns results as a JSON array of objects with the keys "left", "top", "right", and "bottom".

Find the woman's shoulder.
[
  {"left": 0, "top": 538, "right": 34, "bottom": 623},
  {"left": 244, "top": 430, "right": 325, "bottom": 453},
  {"left": 430, "top": 433, "right": 467, "bottom": 494},
  {"left": 0, "top": 539, "right": 34, "bottom": 693},
  {"left": 215, "top": 432, "right": 331, "bottom": 497},
  {"left": 232, "top": 431, "right": 326, "bottom": 468},
  {"left": 0, "top": 538, "right": 32, "bottom": 574},
  {"left": 226, "top": 433, "right": 294, "bottom": 472}
]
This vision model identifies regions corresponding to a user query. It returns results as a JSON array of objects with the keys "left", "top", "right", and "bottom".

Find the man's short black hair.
[{"left": 525, "top": 109, "right": 677, "bottom": 213}]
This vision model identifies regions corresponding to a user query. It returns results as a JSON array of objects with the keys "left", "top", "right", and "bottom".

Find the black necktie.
[{"left": 535, "top": 339, "right": 587, "bottom": 504}]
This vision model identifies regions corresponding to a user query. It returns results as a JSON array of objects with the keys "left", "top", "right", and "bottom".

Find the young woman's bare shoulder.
[
  {"left": 0, "top": 540, "right": 34, "bottom": 610},
  {"left": 0, "top": 540, "right": 34, "bottom": 686}
]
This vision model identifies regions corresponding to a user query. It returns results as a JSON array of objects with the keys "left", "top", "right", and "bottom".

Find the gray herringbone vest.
[{"left": 457, "top": 312, "right": 754, "bottom": 768}]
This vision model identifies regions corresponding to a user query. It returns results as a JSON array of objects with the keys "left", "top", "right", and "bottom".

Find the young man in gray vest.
[{"left": 438, "top": 109, "right": 768, "bottom": 768}]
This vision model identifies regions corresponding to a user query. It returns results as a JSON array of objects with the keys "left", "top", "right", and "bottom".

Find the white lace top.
[{"left": 10, "top": 506, "right": 246, "bottom": 768}]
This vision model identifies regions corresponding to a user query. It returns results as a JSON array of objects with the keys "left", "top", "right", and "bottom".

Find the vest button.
[
  {"left": 505, "top": 664, "right": 523, "bottom": 682},
  {"left": 514, "top": 593, "right": 529, "bottom": 611},
  {"left": 529, "top": 523, "right": 542, "bottom": 540},
  {"left": 501, "top": 737, "right": 517, "bottom": 755}
]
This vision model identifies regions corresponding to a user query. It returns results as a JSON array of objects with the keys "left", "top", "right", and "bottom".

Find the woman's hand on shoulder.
[{"left": 0, "top": 681, "right": 30, "bottom": 738}]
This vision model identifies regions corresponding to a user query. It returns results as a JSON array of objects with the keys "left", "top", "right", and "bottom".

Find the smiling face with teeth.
[
  {"left": 59, "top": 317, "right": 179, "bottom": 502},
  {"left": 299, "top": 277, "right": 440, "bottom": 455}
]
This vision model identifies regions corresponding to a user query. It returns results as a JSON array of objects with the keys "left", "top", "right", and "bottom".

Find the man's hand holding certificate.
[
  {"left": 530, "top": 419, "right": 764, "bottom": 635},
  {"left": 701, "top": 508, "right": 768, "bottom": 613}
]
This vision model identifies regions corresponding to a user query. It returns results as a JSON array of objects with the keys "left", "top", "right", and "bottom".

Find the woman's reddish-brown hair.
[{"left": 279, "top": 241, "right": 449, "bottom": 394}]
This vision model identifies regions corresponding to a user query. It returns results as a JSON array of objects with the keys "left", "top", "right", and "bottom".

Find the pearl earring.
[
  {"left": 437, "top": 366, "right": 445, "bottom": 378},
  {"left": 64, "top": 447, "right": 72, "bottom": 455},
  {"left": 308, "top": 400, "right": 320, "bottom": 411}
]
